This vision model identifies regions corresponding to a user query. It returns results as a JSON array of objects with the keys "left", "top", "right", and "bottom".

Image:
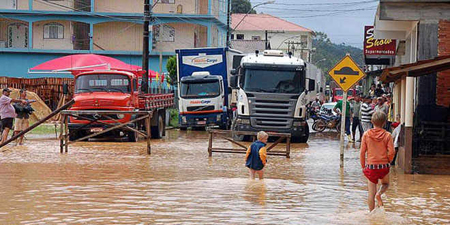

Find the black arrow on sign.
[{"left": 340, "top": 77, "right": 346, "bottom": 84}]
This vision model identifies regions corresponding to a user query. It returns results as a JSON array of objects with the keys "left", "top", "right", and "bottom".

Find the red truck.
[
  {"left": 68, "top": 69, "right": 173, "bottom": 141},
  {"left": 331, "top": 88, "right": 359, "bottom": 102}
]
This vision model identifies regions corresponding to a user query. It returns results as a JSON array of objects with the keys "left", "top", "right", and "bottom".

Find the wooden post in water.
[
  {"left": 60, "top": 115, "right": 65, "bottom": 153},
  {"left": 286, "top": 136, "right": 291, "bottom": 158},
  {"left": 64, "top": 116, "right": 69, "bottom": 153},
  {"left": 339, "top": 91, "right": 348, "bottom": 168},
  {"left": 208, "top": 132, "right": 213, "bottom": 157},
  {"left": 145, "top": 115, "right": 151, "bottom": 155}
]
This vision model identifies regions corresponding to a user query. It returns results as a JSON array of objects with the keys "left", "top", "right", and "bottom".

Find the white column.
[
  {"left": 401, "top": 78, "right": 406, "bottom": 124},
  {"left": 405, "top": 76, "right": 414, "bottom": 127},
  {"left": 393, "top": 82, "right": 399, "bottom": 120}
]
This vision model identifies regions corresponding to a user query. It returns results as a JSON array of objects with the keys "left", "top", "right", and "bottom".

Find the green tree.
[
  {"left": 231, "top": 0, "right": 256, "bottom": 14},
  {"left": 166, "top": 56, "right": 177, "bottom": 85},
  {"left": 311, "top": 31, "right": 364, "bottom": 84}
]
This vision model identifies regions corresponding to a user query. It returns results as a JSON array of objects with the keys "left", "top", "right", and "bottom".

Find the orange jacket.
[{"left": 360, "top": 128, "right": 395, "bottom": 168}]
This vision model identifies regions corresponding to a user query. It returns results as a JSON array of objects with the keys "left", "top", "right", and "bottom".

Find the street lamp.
[{"left": 232, "top": 1, "right": 275, "bottom": 30}]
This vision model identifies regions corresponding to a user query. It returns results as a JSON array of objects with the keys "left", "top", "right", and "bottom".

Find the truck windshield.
[
  {"left": 75, "top": 74, "right": 131, "bottom": 94},
  {"left": 243, "top": 68, "right": 304, "bottom": 94},
  {"left": 180, "top": 80, "right": 220, "bottom": 98}
]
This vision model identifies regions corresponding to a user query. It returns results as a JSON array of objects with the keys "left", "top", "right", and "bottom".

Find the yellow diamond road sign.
[{"left": 328, "top": 55, "right": 366, "bottom": 92}]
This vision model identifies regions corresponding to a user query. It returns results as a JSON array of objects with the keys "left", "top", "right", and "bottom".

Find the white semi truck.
[{"left": 230, "top": 50, "right": 315, "bottom": 142}]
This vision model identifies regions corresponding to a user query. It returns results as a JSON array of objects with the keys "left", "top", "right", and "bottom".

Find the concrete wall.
[
  {"left": 95, "top": 0, "right": 142, "bottom": 13},
  {"left": 0, "top": 52, "right": 169, "bottom": 78},
  {"left": 152, "top": 0, "right": 197, "bottom": 14},
  {"left": 93, "top": 22, "right": 142, "bottom": 51},
  {"left": 18, "top": 0, "right": 29, "bottom": 10},
  {"left": 437, "top": 20, "right": 450, "bottom": 107},
  {"left": 153, "top": 23, "right": 207, "bottom": 52},
  {"left": 33, "top": 0, "right": 74, "bottom": 11},
  {"left": 33, "top": 20, "right": 73, "bottom": 50},
  {"left": 95, "top": 0, "right": 203, "bottom": 14}
]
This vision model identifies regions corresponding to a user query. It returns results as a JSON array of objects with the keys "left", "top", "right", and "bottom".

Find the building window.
[
  {"left": 153, "top": 24, "right": 175, "bottom": 42},
  {"left": 252, "top": 36, "right": 261, "bottom": 41},
  {"left": 44, "top": 23, "right": 64, "bottom": 39},
  {"left": 161, "top": 0, "right": 175, "bottom": 3},
  {"left": 236, "top": 34, "right": 244, "bottom": 40},
  {"left": 231, "top": 34, "right": 234, "bottom": 40}
]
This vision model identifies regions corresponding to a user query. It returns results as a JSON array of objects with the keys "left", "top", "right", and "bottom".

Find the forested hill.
[{"left": 311, "top": 32, "right": 364, "bottom": 80}]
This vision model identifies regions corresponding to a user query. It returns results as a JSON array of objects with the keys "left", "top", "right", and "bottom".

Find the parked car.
[{"left": 320, "top": 102, "right": 338, "bottom": 116}]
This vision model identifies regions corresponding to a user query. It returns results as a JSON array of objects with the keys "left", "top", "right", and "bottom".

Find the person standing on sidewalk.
[
  {"left": 360, "top": 96, "right": 374, "bottom": 133},
  {"left": 352, "top": 95, "right": 363, "bottom": 142},
  {"left": 0, "top": 88, "right": 27, "bottom": 145},
  {"left": 334, "top": 98, "right": 353, "bottom": 142}
]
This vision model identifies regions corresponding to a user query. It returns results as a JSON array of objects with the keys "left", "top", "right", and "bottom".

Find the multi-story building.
[
  {"left": 230, "top": 14, "right": 313, "bottom": 62},
  {"left": 373, "top": 0, "right": 450, "bottom": 174},
  {"left": 0, "top": 0, "right": 228, "bottom": 78}
]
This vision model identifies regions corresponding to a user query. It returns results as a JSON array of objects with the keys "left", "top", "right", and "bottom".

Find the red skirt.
[{"left": 363, "top": 167, "right": 390, "bottom": 184}]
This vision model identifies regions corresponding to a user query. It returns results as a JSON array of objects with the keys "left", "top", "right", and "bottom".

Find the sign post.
[{"left": 328, "top": 54, "right": 366, "bottom": 167}]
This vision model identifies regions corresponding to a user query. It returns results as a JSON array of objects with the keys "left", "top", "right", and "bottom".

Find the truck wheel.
[
  {"left": 127, "top": 130, "right": 138, "bottom": 142},
  {"left": 180, "top": 127, "right": 187, "bottom": 131},
  {"left": 151, "top": 113, "right": 164, "bottom": 139},
  {"left": 69, "top": 129, "right": 78, "bottom": 141},
  {"left": 293, "top": 124, "right": 309, "bottom": 143}
]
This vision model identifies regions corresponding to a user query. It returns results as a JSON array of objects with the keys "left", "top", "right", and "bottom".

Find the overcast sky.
[{"left": 249, "top": 0, "right": 378, "bottom": 49}]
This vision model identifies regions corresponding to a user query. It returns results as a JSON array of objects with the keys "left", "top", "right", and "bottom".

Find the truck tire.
[
  {"left": 127, "top": 130, "right": 138, "bottom": 142},
  {"left": 69, "top": 129, "right": 78, "bottom": 141},
  {"left": 231, "top": 119, "right": 249, "bottom": 141},
  {"left": 180, "top": 127, "right": 187, "bottom": 131},
  {"left": 293, "top": 124, "right": 309, "bottom": 143},
  {"left": 151, "top": 112, "right": 165, "bottom": 139}
]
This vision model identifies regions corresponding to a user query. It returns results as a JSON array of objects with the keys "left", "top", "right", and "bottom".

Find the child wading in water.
[
  {"left": 245, "top": 131, "right": 268, "bottom": 180},
  {"left": 360, "top": 111, "right": 395, "bottom": 212}
]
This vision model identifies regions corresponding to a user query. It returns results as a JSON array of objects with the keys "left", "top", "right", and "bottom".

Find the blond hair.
[
  {"left": 257, "top": 131, "right": 268, "bottom": 141},
  {"left": 371, "top": 111, "right": 387, "bottom": 127}
]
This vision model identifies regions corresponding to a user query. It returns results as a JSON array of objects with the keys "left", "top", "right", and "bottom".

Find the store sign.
[
  {"left": 182, "top": 54, "right": 223, "bottom": 68},
  {"left": 364, "top": 26, "right": 396, "bottom": 56}
]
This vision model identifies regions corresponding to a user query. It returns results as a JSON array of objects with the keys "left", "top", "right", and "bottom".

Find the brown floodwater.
[{"left": 0, "top": 130, "right": 449, "bottom": 224}]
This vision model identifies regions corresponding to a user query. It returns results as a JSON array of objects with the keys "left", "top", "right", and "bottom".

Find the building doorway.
[{"left": 8, "top": 23, "right": 28, "bottom": 48}]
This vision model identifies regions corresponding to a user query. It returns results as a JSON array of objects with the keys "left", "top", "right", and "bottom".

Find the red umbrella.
[{"left": 29, "top": 54, "right": 142, "bottom": 72}]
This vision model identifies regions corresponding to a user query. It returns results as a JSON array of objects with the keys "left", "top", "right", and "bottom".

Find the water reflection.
[{"left": 0, "top": 130, "right": 448, "bottom": 224}]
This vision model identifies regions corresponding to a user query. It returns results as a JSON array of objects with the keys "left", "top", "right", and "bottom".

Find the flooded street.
[{"left": 0, "top": 130, "right": 449, "bottom": 224}]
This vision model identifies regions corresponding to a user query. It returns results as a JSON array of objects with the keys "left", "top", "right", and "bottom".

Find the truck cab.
[
  {"left": 231, "top": 50, "right": 311, "bottom": 142},
  {"left": 178, "top": 72, "right": 228, "bottom": 129}
]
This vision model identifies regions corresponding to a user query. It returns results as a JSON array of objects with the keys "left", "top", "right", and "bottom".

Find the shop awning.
[{"left": 380, "top": 55, "right": 450, "bottom": 83}]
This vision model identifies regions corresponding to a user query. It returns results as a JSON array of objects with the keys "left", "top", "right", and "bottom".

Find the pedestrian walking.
[
  {"left": 334, "top": 99, "right": 353, "bottom": 142},
  {"left": 360, "top": 111, "right": 395, "bottom": 212},
  {"left": 245, "top": 131, "right": 268, "bottom": 180},
  {"left": 0, "top": 88, "right": 27, "bottom": 145},
  {"left": 360, "top": 96, "right": 374, "bottom": 133},
  {"left": 351, "top": 95, "right": 363, "bottom": 142},
  {"left": 374, "top": 84, "right": 385, "bottom": 97},
  {"left": 13, "top": 89, "right": 34, "bottom": 145}
]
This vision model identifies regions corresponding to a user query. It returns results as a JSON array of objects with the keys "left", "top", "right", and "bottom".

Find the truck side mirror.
[
  {"left": 63, "top": 83, "right": 68, "bottom": 95},
  {"left": 230, "top": 75, "right": 238, "bottom": 88},
  {"left": 308, "top": 79, "right": 315, "bottom": 91},
  {"left": 230, "top": 69, "right": 237, "bottom": 75}
]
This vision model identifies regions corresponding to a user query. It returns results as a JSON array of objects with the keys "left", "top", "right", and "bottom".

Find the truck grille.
[
  {"left": 248, "top": 94, "right": 298, "bottom": 129},
  {"left": 187, "top": 105, "right": 215, "bottom": 112}
]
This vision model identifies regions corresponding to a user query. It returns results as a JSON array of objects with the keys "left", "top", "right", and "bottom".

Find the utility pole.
[
  {"left": 142, "top": 0, "right": 151, "bottom": 93},
  {"left": 226, "top": 0, "right": 231, "bottom": 47},
  {"left": 265, "top": 30, "right": 268, "bottom": 49}
]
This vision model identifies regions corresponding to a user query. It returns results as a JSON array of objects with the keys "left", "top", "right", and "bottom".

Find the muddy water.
[{"left": 0, "top": 130, "right": 449, "bottom": 224}]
